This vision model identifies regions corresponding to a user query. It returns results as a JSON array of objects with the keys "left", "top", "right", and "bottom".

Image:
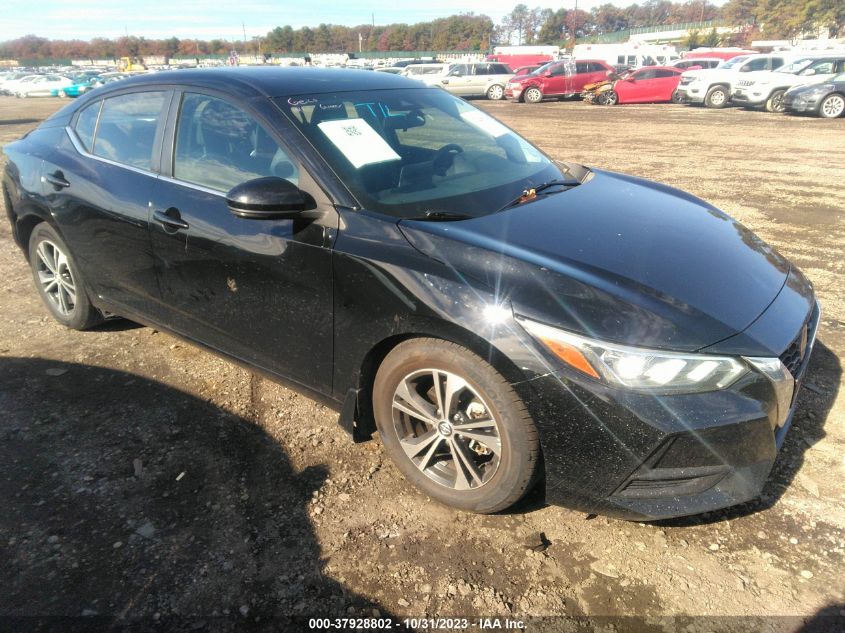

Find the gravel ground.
[{"left": 0, "top": 95, "right": 843, "bottom": 631}]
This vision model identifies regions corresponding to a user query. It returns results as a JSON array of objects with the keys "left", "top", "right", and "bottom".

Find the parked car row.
[
  {"left": 0, "top": 70, "right": 134, "bottom": 98},
  {"left": 675, "top": 52, "right": 845, "bottom": 118}
]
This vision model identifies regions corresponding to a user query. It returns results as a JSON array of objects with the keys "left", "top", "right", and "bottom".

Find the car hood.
[{"left": 399, "top": 168, "right": 791, "bottom": 352}]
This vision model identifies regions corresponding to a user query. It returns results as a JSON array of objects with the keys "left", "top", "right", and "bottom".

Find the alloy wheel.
[
  {"left": 487, "top": 84, "right": 504, "bottom": 100},
  {"left": 35, "top": 240, "right": 77, "bottom": 316},
  {"left": 820, "top": 94, "right": 845, "bottom": 118},
  {"left": 391, "top": 368, "right": 501, "bottom": 491},
  {"left": 524, "top": 87, "right": 542, "bottom": 104}
]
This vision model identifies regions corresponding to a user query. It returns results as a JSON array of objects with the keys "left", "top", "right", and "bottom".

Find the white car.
[
  {"left": 669, "top": 58, "right": 723, "bottom": 71},
  {"left": 16, "top": 75, "right": 72, "bottom": 98},
  {"left": 731, "top": 55, "right": 845, "bottom": 112},
  {"left": 676, "top": 54, "right": 801, "bottom": 108},
  {"left": 1, "top": 74, "right": 41, "bottom": 96}
]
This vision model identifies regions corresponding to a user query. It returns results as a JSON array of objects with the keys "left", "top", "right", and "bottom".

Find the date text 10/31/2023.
[{"left": 307, "top": 617, "right": 526, "bottom": 630}]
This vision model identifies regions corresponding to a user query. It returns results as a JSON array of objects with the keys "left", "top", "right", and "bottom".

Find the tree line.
[{"left": 1, "top": 0, "right": 842, "bottom": 61}]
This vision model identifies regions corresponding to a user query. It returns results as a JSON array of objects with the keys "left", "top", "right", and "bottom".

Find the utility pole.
[
  {"left": 242, "top": 22, "right": 247, "bottom": 54},
  {"left": 372, "top": 13, "right": 375, "bottom": 27}
]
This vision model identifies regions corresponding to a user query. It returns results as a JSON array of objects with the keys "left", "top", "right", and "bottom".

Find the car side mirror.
[
  {"left": 542, "top": 70, "right": 552, "bottom": 77},
  {"left": 226, "top": 177, "right": 314, "bottom": 220},
  {"left": 450, "top": 69, "right": 463, "bottom": 77},
  {"left": 801, "top": 69, "right": 816, "bottom": 76}
]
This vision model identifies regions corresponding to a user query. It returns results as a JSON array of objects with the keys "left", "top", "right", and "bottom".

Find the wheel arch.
[{"left": 341, "top": 318, "right": 528, "bottom": 443}]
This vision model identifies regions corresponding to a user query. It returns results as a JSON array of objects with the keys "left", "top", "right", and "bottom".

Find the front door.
[{"left": 149, "top": 91, "right": 337, "bottom": 392}]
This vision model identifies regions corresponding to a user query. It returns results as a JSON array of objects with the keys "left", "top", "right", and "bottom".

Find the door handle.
[
  {"left": 153, "top": 208, "right": 189, "bottom": 230},
  {"left": 42, "top": 171, "right": 70, "bottom": 189}
]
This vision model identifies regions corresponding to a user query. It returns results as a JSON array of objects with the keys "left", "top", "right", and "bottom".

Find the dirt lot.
[{"left": 1, "top": 95, "right": 843, "bottom": 631}]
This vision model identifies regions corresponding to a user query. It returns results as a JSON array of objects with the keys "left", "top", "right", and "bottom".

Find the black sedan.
[
  {"left": 784, "top": 72, "right": 845, "bottom": 118},
  {"left": 2, "top": 68, "right": 819, "bottom": 519}
]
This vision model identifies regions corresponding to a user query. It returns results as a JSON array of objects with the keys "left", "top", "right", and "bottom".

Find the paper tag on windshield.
[
  {"left": 459, "top": 110, "right": 510, "bottom": 138},
  {"left": 317, "top": 118, "right": 401, "bottom": 169}
]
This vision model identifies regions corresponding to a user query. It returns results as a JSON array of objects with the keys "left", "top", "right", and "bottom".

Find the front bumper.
[
  {"left": 731, "top": 87, "right": 767, "bottom": 106},
  {"left": 784, "top": 93, "right": 823, "bottom": 113},
  {"left": 514, "top": 300, "right": 819, "bottom": 521},
  {"left": 507, "top": 85, "right": 524, "bottom": 100},
  {"left": 677, "top": 83, "right": 704, "bottom": 103}
]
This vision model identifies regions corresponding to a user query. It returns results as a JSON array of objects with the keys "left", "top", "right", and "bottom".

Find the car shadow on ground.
[
  {"left": 0, "top": 357, "right": 401, "bottom": 628},
  {"left": 653, "top": 339, "right": 841, "bottom": 527}
]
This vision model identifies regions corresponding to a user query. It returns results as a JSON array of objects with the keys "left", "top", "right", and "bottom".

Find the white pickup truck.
[
  {"left": 676, "top": 53, "right": 799, "bottom": 108},
  {"left": 731, "top": 55, "right": 845, "bottom": 112}
]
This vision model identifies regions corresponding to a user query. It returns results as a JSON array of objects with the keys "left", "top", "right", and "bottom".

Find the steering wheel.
[{"left": 433, "top": 143, "right": 464, "bottom": 176}]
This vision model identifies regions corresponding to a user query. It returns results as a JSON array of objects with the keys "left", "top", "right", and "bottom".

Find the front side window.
[
  {"left": 635, "top": 69, "right": 657, "bottom": 80},
  {"left": 807, "top": 59, "right": 835, "bottom": 75},
  {"left": 93, "top": 91, "right": 167, "bottom": 170},
  {"left": 74, "top": 101, "right": 101, "bottom": 152},
  {"left": 654, "top": 69, "right": 678, "bottom": 78},
  {"left": 174, "top": 93, "right": 298, "bottom": 193},
  {"left": 277, "top": 88, "right": 558, "bottom": 218}
]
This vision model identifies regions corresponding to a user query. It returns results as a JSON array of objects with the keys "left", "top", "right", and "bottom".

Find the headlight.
[{"left": 516, "top": 316, "right": 747, "bottom": 394}]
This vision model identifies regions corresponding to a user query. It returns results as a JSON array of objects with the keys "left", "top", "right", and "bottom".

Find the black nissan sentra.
[{"left": 2, "top": 68, "right": 819, "bottom": 519}]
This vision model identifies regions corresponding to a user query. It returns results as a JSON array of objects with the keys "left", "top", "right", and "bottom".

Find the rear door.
[
  {"left": 652, "top": 68, "right": 682, "bottom": 101},
  {"left": 41, "top": 89, "right": 171, "bottom": 316},
  {"left": 148, "top": 90, "right": 337, "bottom": 391}
]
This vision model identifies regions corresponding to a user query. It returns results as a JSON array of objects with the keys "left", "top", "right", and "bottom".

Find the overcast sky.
[{"left": 5, "top": 0, "right": 725, "bottom": 41}]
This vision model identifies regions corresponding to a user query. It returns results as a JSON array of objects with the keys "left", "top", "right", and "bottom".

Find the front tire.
[
  {"left": 373, "top": 338, "right": 540, "bottom": 513},
  {"left": 28, "top": 223, "right": 103, "bottom": 330},
  {"left": 671, "top": 90, "right": 685, "bottom": 104},
  {"left": 600, "top": 90, "right": 618, "bottom": 106},
  {"left": 818, "top": 93, "right": 845, "bottom": 118},
  {"left": 704, "top": 85, "right": 728, "bottom": 108},
  {"left": 523, "top": 86, "right": 543, "bottom": 104},
  {"left": 765, "top": 89, "right": 786, "bottom": 113},
  {"left": 486, "top": 84, "right": 505, "bottom": 100}
]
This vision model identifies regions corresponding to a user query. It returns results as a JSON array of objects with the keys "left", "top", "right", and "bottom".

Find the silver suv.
[{"left": 436, "top": 62, "right": 515, "bottom": 100}]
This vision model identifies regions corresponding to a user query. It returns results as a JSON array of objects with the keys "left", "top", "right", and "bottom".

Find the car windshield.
[
  {"left": 777, "top": 58, "right": 813, "bottom": 74},
  {"left": 720, "top": 56, "right": 749, "bottom": 69},
  {"left": 275, "top": 88, "right": 560, "bottom": 218}
]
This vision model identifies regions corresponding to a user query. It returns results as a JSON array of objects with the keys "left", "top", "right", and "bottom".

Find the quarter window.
[
  {"left": 74, "top": 101, "right": 101, "bottom": 152},
  {"left": 93, "top": 91, "right": 167, "bottom": 170},
  {"left": 173, "top": 93, "right": 298, "bottom": 193}
]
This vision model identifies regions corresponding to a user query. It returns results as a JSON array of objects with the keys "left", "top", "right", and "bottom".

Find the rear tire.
[
  {"left": 704, "top": 85, "right": 728, "bottom": 108},
  {"left": 765, "top": 89, "right": 786, "bottom": 113},
  {"left": 818, "top": 93, "right": 845, "bottom": 118},
  {"left": 523, "top": 86, "right": 543, "bottom": 104},
  {"left": 28, "top": 223, "right": 103, "bottom": 330},
  {"left": 373, "top": 338, "right": 540, "bottom": 513}
]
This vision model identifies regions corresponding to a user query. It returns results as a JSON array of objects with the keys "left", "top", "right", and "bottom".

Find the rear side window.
[
  {"left": 173, "top": 93, "right": 298, "bottom": 193},
  {"left": 575, "top": 62, "right": 589, "bottom": 74},
  {"left": 654, "top": 69, "right": 678, "bottom": 78},
  {"left": 74, "top": 101, "right": 101, "bottom": 152},
  {"left": 492, "top": 64, "right": 511, "bottom": 74},
  {"left": 93, "top": 92, "right": 167, "bottom": 170}
]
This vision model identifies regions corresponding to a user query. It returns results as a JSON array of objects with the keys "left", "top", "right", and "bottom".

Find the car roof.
[
  {"left": 96, "top": 67, "right": 417, "bottom": 99},
  {"left": 635, "top": 66, "right": 682, "bottom": 72}
]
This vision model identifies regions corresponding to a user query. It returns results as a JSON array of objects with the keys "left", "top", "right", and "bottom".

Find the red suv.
[{"left": 507, "top": 59, "right": 615, "bottom": 103}]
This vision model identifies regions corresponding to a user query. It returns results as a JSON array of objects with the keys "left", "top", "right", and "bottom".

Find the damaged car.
[
  {"left": 2, "top": 68, "right": 819, "bottom": 520},
  {"left": 584, "top": 67, "right": 684, "bottom": 105}
]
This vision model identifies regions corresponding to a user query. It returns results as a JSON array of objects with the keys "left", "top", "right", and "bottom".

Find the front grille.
[{"left": 780, "top": 306, "right": 819, "bottom": 378}]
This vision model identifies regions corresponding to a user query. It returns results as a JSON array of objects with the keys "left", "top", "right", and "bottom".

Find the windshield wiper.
[
  {"left": 403, "top": 210, "right": 474, "bottom": 222},
  {"left": 497, "top": 178, "right": 582, "bottom": 213}
]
